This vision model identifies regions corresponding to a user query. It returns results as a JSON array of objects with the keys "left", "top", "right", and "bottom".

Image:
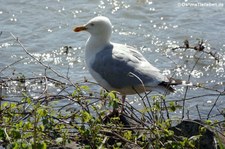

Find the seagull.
[{"left": 74, "top": 16, "right": 182, "bottom": 109}]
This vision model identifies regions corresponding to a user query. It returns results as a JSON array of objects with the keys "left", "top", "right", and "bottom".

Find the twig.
[
  {"left": 196, "top": 105, "right": 202, "bottom": 120},
  {"left": 0, "top": 57, "right": 27, "bottom": 73},
  {"left": 207, "top": 92, "right": 222, "bottom": 120},
  {"left": 98, "top": 136, "right": 108, "bottom": 149},
  {"left": 182, "top": 52, "right": 204, "bottom": 119},
  {"left": 171, "top": 39, "right": 220, "bottom": 62},
  {"left": 123, "top": 102, "right": 149, "bottom": 127},
  {"left": 133, "top": 90, "right": 154, "bottom": 123},
  {"left": 100, "top": 129, "right": 138, "bottom": 145},
  {"left": 10, "top": 33, "right": 68, "bottom": 80},
  {"left": 168, "top": 93, "right": 225, "bottom": 103},
  {"left": 128, "top": 72, "right": 154, "bottom": 122},
  {"left": 4, "top": 128, "right": 11, "bottom": 143}
]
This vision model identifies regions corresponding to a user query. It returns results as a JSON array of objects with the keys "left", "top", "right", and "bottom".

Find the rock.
[{"left": 170, "top": 120, "right": 217, "bottom": 149}]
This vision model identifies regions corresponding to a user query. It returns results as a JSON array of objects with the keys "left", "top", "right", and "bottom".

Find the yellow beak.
[{"left": 73, "top": 26, "right": 87, "bottom": 32}]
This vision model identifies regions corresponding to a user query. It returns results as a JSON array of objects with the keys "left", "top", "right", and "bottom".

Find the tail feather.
[
  {"left": 158, "top": 82, "right": 175, "bottom": 93},
  {"left": 159, "top": 78, "right": 193, "bottom": 94}
]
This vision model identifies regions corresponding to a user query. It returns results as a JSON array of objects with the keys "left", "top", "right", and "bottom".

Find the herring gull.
[{"left": 74, "top": 16, "right": 183, "bottom": 108}]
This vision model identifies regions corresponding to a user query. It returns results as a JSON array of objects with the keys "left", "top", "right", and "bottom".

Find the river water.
[{"left": 1, "top": 0, "right": 225, "bottom": 119}]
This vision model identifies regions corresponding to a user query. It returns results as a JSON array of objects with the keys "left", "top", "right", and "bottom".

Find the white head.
[{"left": 74, "top": 16, "right": 112, "bottom": 41}]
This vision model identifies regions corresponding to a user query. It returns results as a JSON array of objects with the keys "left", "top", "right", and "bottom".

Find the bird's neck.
[
  {"left": 86, "top": 35, "right": 110, "bottom": 54},
  {"left": 85, "top": 35, "right": 110, "bottom": 68}
]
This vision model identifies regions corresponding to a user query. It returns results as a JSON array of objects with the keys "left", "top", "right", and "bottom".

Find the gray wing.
[{"left": 91, "top": 43, "right": 168, "bottom": 89}]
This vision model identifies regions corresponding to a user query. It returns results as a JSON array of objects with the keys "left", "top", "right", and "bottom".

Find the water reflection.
[{"left": 0, "top": 0, "right": 224, "bottom": 120}]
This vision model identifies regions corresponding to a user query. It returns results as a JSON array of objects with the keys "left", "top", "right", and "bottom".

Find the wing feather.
[{"left": 91, "top": 43, "right": 168, "bottom": 90}]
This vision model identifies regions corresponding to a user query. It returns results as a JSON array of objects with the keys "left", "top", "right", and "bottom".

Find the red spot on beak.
[{"left": 74, "top": 26, "right": 87, "bottom": 32}]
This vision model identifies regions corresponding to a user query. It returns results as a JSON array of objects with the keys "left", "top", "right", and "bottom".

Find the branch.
[
  {"left": 171, "top": 39, "right": 220, "bottom": 62},
  {"left": 10, "top": 33, "right": 68, "bottom": 80}
]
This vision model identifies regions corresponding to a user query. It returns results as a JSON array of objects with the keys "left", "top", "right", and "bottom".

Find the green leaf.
[
  {"left": 200, "top": 126, "right": 206, "bottom": 134},
  {"left": 33, "top": 142, "right": 47, "bottom": 149},
  {"left": 16, "top": 121, "right": 23, "bottom": 129},
  {"left": 10, "top": 103, "right": 16, "bottom": 109},
  {"left": 80, "top": 85, "right": 90, "bottom": 91},
  {"left": 2, "top": 102, "right": 9, "bottom": 108},
  {"left": 11, "top": 130, "right": 21, "bottom": 139},
  {"left": 37, "top": 109, "right": 47, "bottom": 116},
  {"left": 56, "top": 137, "right": 63, "bottom": 144},
  {"left": 164, "top": 129, "right": 174, "bottom": 137},
  {"left": 39, "top": 125, "right": 45, "bottom": 131},
  {"left": 42, "top": 142, "right": 47, "bottom": 149},
  {"left": 12, "top": 142, "right": 19, "bottom": 149},
  {"left": 169, "top": 102, "right": 176, "bottom": 112},
  {"left": 205, "top": 120, "right": 212, "bottom": 125},
  {"left": 0, "top": 128, "right": 5, "bottom": 140},
  {"left": 72, "top": 90, "right": 78, "bottom": 97},
  {"left": 81, "top": 111, "right": 92, "bottom": 123},
  {"left": 21, "top": 142, "right": 28, "bottom": 148},
  {"left": 24, "top": 122, "right": 33, "bottom": 129},
  {"left": 108, "top": 92, "right": 116, "bottom": 99},
  {"left": 124, "top": 130, "right": 132, "bottom": 140}
]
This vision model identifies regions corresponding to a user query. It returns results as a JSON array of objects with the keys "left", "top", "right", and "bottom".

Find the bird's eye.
[{"left": 90, "top": 23, "right": 94, "bottom": 26}]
